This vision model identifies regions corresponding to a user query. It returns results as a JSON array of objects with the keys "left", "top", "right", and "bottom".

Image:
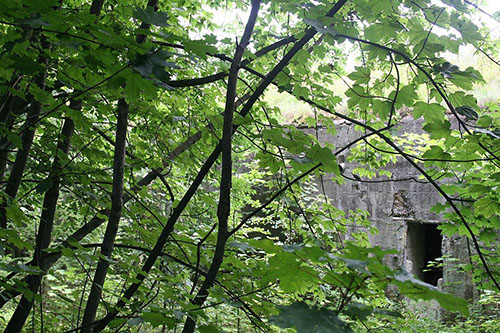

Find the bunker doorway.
[{"left": 406, "top": 222, "right": 443, "bottom": 286}]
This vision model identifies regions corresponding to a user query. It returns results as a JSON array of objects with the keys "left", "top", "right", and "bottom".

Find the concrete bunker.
[
  {"left": 302, "top": 119, "right": 477, "bottom": 300},
  {"left": 406, "top": 222, "right": 443, "bottom": 286}
]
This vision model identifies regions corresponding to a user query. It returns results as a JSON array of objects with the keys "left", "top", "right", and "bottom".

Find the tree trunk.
[
  {"left": 4, "top": 103, "right": 77, "bottom": 331},
  {"left": 0, "top": 94, "right": 28, "bottom": 183},
  {"left": 0, "top": 37, "right": 48, "bottom": 238},
  {"left": 89, "top": 0, "right": 105, "bottom": 15},
  {"left": 80, "top": 98, "right": 128, "bottom": 333},
  {"left": 181, "top": 1, "right": 260, "bottom": 331}
]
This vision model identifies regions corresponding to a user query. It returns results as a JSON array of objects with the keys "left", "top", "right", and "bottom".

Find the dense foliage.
[{"left": 0, "top": 0, "right": 499, "bottom": 331}]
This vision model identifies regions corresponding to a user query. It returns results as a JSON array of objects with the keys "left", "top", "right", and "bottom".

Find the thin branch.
[
  {"left": 166, "top": 36, "right": 297, "bottom": 88},
  {"left": 477, "top": 47, "right": 500, "bottom": 68}
]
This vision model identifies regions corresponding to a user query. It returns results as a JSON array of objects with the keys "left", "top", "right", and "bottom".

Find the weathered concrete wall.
[
  {"left": 307, "top": 117, "right": 475, "bottom": 300},
  {"left": 442, "top": 235, "right": 476, "bottom": 299},
  {"left": 309, "top": 118, "right": 444, "bottom": 223}
]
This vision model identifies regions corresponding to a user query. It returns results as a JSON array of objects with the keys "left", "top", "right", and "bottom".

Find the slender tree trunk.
[
  {"left": 4, "top": 105, "right": 77, "bottom": 331},
  {"left": 0, "top": 75, "right": 24, "bottom": 134},
  {"left": 80, "top": 98, "right": 128, "bottom": 333},
  {"left": 80, "top": 0, "right": 156, "bottom": 328},
  {"left": 0, "top": 20, "right": 34, "bottom": 185},
  {"left": 89, "top": 0, "right": 105, "bottom": 15},
  {"left": 0, "top": 38, "right": 48, "bottom": 234},
  {"left": 36, "top": 115, "right": 76, "bottom": 255},
  {"left": 0, "top": 94, "right": 28, "bottom": 183},
  {"left": 182, "top": 1, "right": 261, "bottom": 331}
]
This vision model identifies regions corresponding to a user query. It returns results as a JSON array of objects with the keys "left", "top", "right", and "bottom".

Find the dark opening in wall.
[{"left": 406, "top": 222, "right": 443, "bottom": 286}]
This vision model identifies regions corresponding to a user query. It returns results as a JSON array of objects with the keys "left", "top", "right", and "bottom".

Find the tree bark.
[
  {"left": 4, "top": 104, "right": 77, "bottom": 331},
  {"left": 182, "top": 0, "right": 261, "bottom": 331},
  {"left": 80, "top": 0, "right": 158, "bottom": 327},
  {"left": 0, "top": 37, "right": 48, "bottom": 235},
  {"left": 89, "top": 0, "right": 105, "bottom": 16},
  {"left": 0, "top": 94, "right": 28, "bottom": 183},
  {"left": 80, "top": 98, "right": 128, "bottom": 333}
]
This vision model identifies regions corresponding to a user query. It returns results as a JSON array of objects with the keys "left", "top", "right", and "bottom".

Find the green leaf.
[
  {"left": 35, "top": 178, "right": 53, "bottom": 194},
  {"left": 422, "top": 146, "right": 451, "bottom": 160},
  {"left": 0, "top": 228, "right": 33, "bottom": 251},
  {"left": 141, "top": 312, "right": 171, "bottom": 328},
  {"left": 304, "top": 18, "right": 339, "bottom": 37},
  {"left": 308, "top": 145, "right": 339, "bottom": 175},
  {"left": 18, "top": 17, "right": 50, "bottom": 27},
  {"left": 5, "top": 203, "right": 26, "bottom": 227},
  {"left": 328, "top": 254, "right": 369, "bottom": 273},
  {"left": 6, "top": 131, "right": 22, "bottom": 149},
  {"left": 372, "top": 99, "right": 392, "bottom": 119},
  {"left": 371, "top": 0, "right": 393, "bottom": 15},
  {"left": 342, "top": 302, "right": 402, "bottom": 321},
  {"left": 133, "top": 7, "right": 169, "bottom": 27},
  {"left": 423, "top": 120, "right": 451, "bottom": 139},
  {"left": 266, "top": 252, "right": 319, "bottom": 293},
  {"left": 449, "top": 67, "right": 484, "bottom": 89},
  {"left": 412, "top": 102, "right": 445, "bottom": 122},
  {"left": 125, "top": 73, "right": 143, "bottom": 100},
  {"left": 476, "top": 115, "right": 492, "bottom": 127},
  {"left": 434, "top": 61, "right": 459, "bottom": 78},
  {"left": 109, "top": 318, "right": 127, "bottom": 328},
  {"left": 348, "top": 66, "right": 371, "bottom": 85},
  {"left": 342, "top": 302, "right": 373, "bottom": 320},
  {"left": 127, "top": 317, "right": 144, "bottom": 326},
  {"left": 247, "top": 239, "right": 280, "bottom": 253},
  {"left": 270, "top": 302, "right": 353, "bottom": 333},
  {"left": 183, "top": 40, "right": 218, "bottom": 60},
  {"left": 397, "top": 85, "right": 418, "bottom": 107},
  {"left": 474, "top": 198, "right": 500, "bottom": 218},
  {"left": 132, "top": 52, "right": 174, "bottom": 89},
  {"left": 227, "top": 241, "right": 254, "bottom": 251},
  {"left": 372, "top": 308, "right": 403, "bottom": 317},
  {"left": 282, "top": 244, "right": 304, "bottom": 252}
]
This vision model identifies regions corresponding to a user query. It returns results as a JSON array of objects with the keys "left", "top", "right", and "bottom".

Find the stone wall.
[{"left": 306, "top": 117, "right": 475, "bottom": 300}]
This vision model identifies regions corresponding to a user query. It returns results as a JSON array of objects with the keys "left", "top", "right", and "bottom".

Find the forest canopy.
[{"left": 0, "top": 0, "right": 499, "bottom": 332}]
